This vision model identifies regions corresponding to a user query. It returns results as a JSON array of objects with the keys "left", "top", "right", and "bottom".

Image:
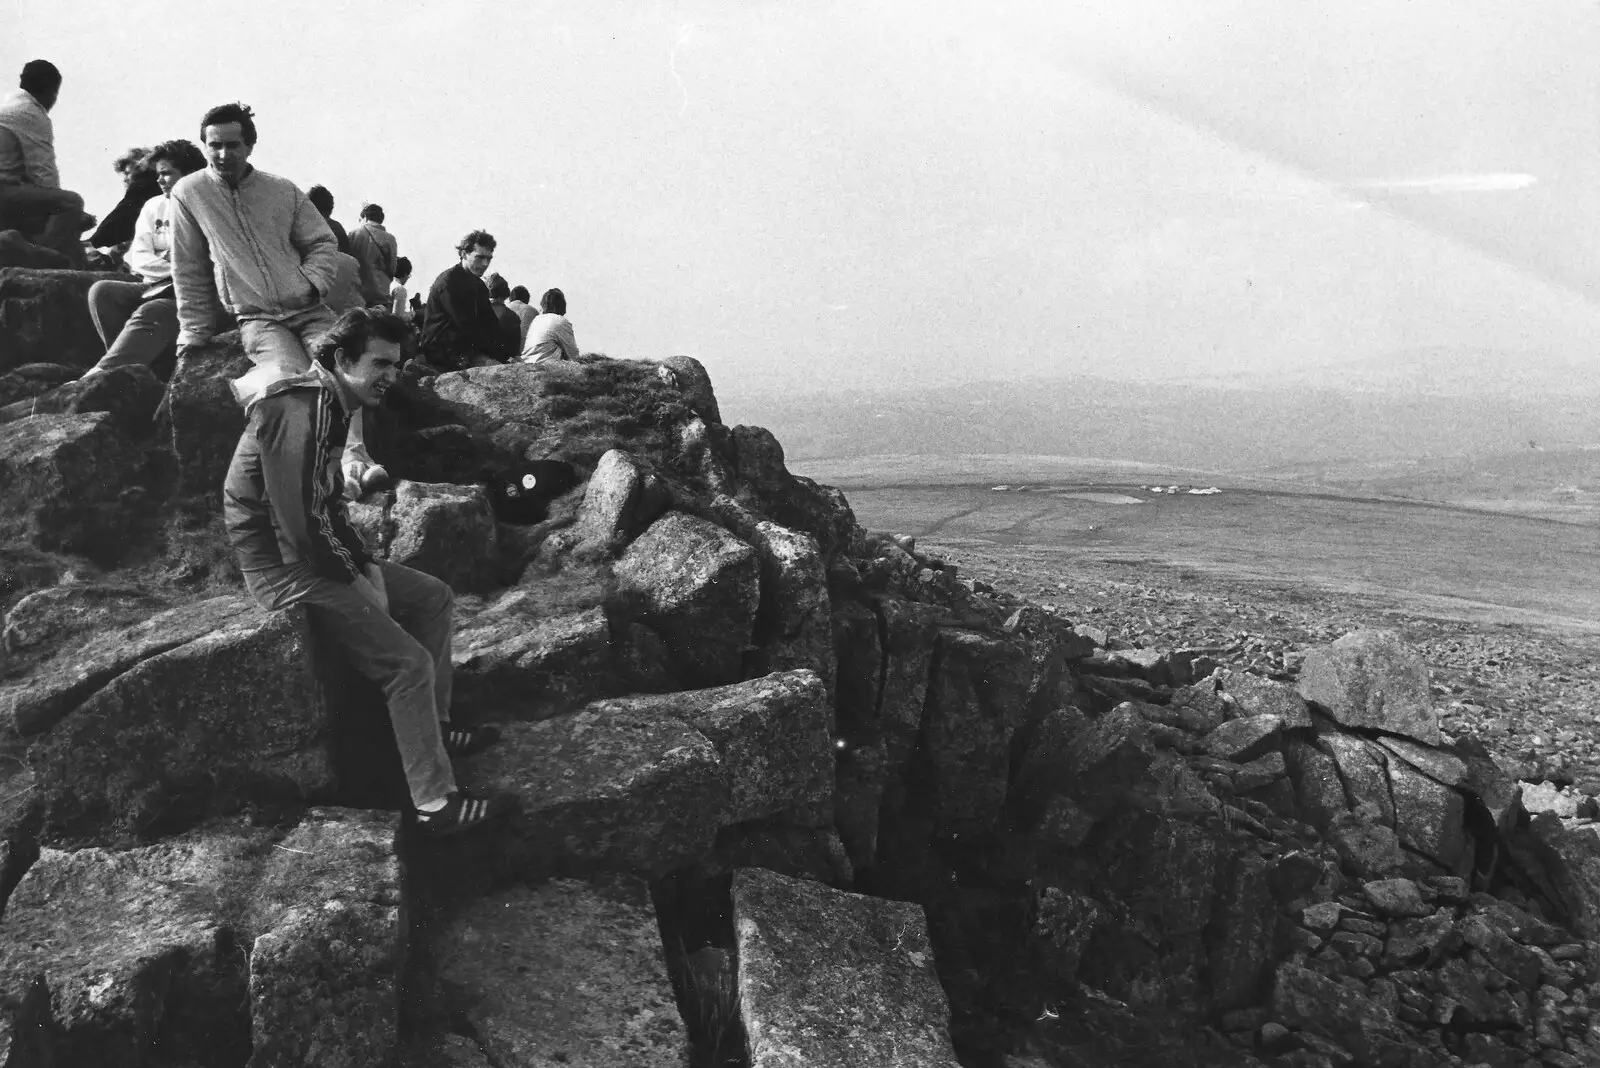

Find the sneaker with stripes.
[
  {"left": 442, "top": 724, "right": 501, "bottom": 758},
  {"left": 415, "top": 791, "right": 512, "bottom": 838}
]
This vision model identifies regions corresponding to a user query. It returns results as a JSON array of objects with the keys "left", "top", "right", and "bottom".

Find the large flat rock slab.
[
  {"left": 2, "top": 593, "right": 248, "bottom": 736},
  {"left": 461, "top": 703, "right": 726, "bottom": 876},
  {"left": 436, "top": 874, "right": 688, "bottom": 1067},
  {"left": 29, "top": 603, "right": 335, "bottom": 840},
  {"left": 460, "top": 671, "right": 832, "bottom": 875},
  {"left": 732, "top": 867, "right": 960, "bottom": 1067},
  {"left": 0, "top": 826, "right": 272, "bottom": 1067},
  {"left": 0, "top": 807, "right": 404, "bottom": 1068},
  {"left": 246, "top": 807, "right": 406, "bottom": 1068}
]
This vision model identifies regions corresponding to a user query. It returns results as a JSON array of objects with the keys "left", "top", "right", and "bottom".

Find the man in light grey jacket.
[
  {"left": 172, "top": 101, "right": 382, "bottom": 488},
  {"left": 170, "top": 101, "right": 341, "bottom": 377}
]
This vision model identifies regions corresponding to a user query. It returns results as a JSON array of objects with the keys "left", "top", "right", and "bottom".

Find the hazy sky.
[{"left": 8, "top": 0, "right": 1600, "bottom": 395}]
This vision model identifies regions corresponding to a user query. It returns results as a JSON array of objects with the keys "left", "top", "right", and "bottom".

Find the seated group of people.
[
  {"left": 415, "top": 229, "right": 578, "bottom": 371},
  {"left": 4, "top": 57, "right": 601, "bottom": 837}
]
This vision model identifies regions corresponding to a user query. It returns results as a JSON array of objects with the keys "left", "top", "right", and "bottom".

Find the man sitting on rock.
[
  {"left": 224, "top": 306, "right": 509, "bottom": 837},
  {"left": 0, "top": 60, "right": 89, "bottom": 268},
  {"left": 419, "top": 229, "right": 508, "bottom": 372},
  {"left": 170, "top": 101, "right": 380, "bottom": 488}
]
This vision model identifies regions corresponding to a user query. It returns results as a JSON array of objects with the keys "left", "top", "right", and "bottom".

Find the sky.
[{"left": 8, "top": 0, "right": 1600, "bottom": 397}]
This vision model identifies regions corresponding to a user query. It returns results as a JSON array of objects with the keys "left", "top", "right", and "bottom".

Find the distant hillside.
[{"left": 721, "top": 374, "right": 1600, "bottom": 474}]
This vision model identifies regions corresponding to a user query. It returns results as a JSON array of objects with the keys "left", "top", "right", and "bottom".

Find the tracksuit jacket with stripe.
[{"left": 223, "top": 363, "right": 371, "bottom": 583}]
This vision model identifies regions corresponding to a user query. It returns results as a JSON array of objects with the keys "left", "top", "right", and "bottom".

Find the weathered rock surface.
[
  {"left": 1298, "top": 629, "right": 1442, "bottom": 745},
  {"left": 622, "top": 670, "right": 833, "bottom": 828},
  {"left": 460, "top": 672, "right": 829, "bottom": 873},
  {"left": 922, "top": 627, "right": 1031, "bottom": 836},
  {"left": 556, "top": 448, "right": 670, "bottom": 558},
  {"left": 710, "top": 500, "right": 834, "bottom": 697},
  {"left": 0, "top": 269, "right": 110, "bottom": 370},
  {"left": 614, "top": 511, "right": 759, "bottom": 688},
  {"left": 159, "top": 333, "right": 250, "bottom": 499},
  {"left": 435, "top": 874, "right": 688, "bottom": 1067},
  {"left": 0, "top": 412, "right": 141, "bottom": 558},
  {"left": 246, "top": 808, "right": 406, "bottom": 1068},
  {"left": 2, "top": 593, "right": 261, "bottom": 736},
  {"left": 1220, "top": 669, "right": 1312, "bottom": 728},
  {"left": 0, "top": 827, "right": 269, "bottom": 1066},
  {"left": 386, "top": 480, "right": 499, "bottom": 592},
  {"left": 460, "top": 703, "right": 725, "bottom": 876},
  {"left": 728, "top": 424, "right": 858, "bottom": 561},
  {"left": 452, "top": 593, "right": 620, "bottom": 719},
  {"left": 732, "top": 867, "right": 960, "bottom": 1067},
  {"left": 0, "top": 364, "right": 166, "bottom": 440},
  {"left": 1, "top": 582, "right": 168, "bottom": 658},
  {"left": 29, "top": 604, "right": 334, "bottom": 839}
]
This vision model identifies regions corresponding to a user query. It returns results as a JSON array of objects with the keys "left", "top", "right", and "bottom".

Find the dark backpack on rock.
[{"left": 488, "top": 460, "right": 580, "bottom": 523}]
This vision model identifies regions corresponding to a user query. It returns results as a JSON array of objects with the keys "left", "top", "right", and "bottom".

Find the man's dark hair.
[
  {"left": 200, "top": 102, "right": 258, "bottom": 146},
  {"left": 486, "top": 273, "right": 510, "bottom": 301},
  {"left": 456, "top": 229, "right": 496, "bottom": 255},
  {"left": 540, "top": 288, "right": 566, "bottom": 316},
  {"left": 19, "top": 60, "right": 61, "bottom": 98},
  {"left": 147, "top": 139, "right": 207, "bottom": 176},
  {"left": 307, "top": 185, "right": 334, "bottom": 216},
  {"left": 510, "top": 285, "right": 530, "bottom": 303},
  {"left": 360, "top": 203, "right": 384, "bottom": 223},
  {"left": 394, "top": 255, "right": 412, "bottom": 281},
  {"left": 312, "top": 308, "right": 410, "bottom": 371}
]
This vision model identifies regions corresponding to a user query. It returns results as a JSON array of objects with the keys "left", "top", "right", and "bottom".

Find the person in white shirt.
[
  {"left": 0, "top": 60, "right": 88, "bottom": 268},
  {"left": 390, "top": 256, "right": 413, "bottom": 321},
  {"left": 82, "top": 139, "right": 207, "bottom": 378},
  {"left": 520, "top": 288, "right": 579, "bottom": 363}
]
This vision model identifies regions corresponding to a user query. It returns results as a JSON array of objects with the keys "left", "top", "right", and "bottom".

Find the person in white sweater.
[
  {"left": 520, "top": 287, "right": 579, "bottom": 363},
  {"left": 82, "top": 139, "right": 207, "bottom": 378}
]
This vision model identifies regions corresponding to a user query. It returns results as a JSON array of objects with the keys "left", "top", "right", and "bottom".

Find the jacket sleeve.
[
  {"left": 254, "top": 394, "right": 367, "bottom": 583},
  {"left": 89, "top": 190, "right": 141, "bottom": 248},
  {"left": 290, "top": 192, "right": 340, "bottom": 300},
  {"left": 169, "top": 193, "right": 222, "bottom": 346}
]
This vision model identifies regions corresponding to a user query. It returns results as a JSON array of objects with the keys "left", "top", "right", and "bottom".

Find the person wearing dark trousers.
[
  {"left": 82, "top": 138, "right": 207, "bottom": 379},
  {"left": 224, "top": 307, "right": 510, "bottom": 837}
]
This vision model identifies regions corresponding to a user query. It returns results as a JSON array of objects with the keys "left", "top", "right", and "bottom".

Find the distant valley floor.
[{"left": 802, "top": 460, "right": 1600, "bottom": 789}]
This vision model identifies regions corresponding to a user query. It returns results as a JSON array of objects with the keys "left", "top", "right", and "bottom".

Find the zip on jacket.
[{"left": 169, "top": 166, "right": 341, "bottom": 346}]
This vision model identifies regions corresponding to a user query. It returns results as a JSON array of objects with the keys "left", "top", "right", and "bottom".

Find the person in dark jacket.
[
  {"left": 485, "top": 273, "right": 521, "bottom": 360},
  {"left": 306, "top": 184, "right": 349, "bottom": 254},
  {"left": 418, "top": 229, "right": 506, "bottom": 371},
  {"left": 223, "top": 306, "right": 509, "bottom": 837},
  {"left": 88, "top": 146, "right": 159, "bottom": 249}
]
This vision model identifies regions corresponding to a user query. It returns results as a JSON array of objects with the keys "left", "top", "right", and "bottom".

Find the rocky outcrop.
[
  {"left": 8, "top": 308, "right": 1600, "bottom": 1067},
  {"left": 158, "top": 334, "right": 250, "bottom": 499},
  {"left": 0, "top": 412, "right": 144, "bottom": 560},
  {"left": 614, "top": 511, "right": 760, "bottom": 688},
  {"left": 384, "top": 480, "right": 499, "bottom": 592},
  {"left": 459, "top": 670, "right": 829, "bottom": 877},
  {"left": 732, "top": 867, "right": 959, "bottom": 1067},
  {"left": 0, "top": 268, "right": 112, "bottom": 370}
]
